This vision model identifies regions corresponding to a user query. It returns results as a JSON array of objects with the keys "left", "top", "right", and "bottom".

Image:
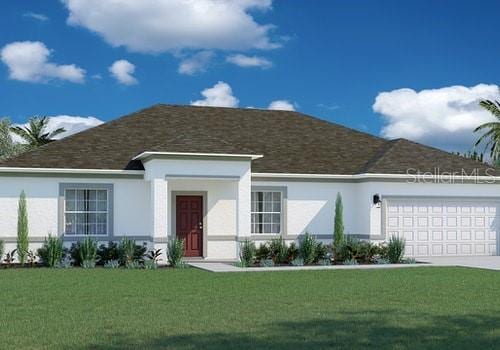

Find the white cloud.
[
  {"left": 23, "top": 12, "right": 49, "bottom": 21},
  {"left": 12, "top": 116, "right": 103, "bottom": 143},
  {"left": 191, "top": 81, "right": 239, "bottom": 108},
  {"left": 108, "top": 59, "right": 137, "bottom": 85},
  {"left": 178, "top": 51, "right": 214, "bottom": 75},
  {"left": 226, "top": 54, "right": 272, "bottom": 68},
  {"left": 0, "top": 41, "right": 85, "bottom": 83},
  {"left": 63, "top": 0, "right": 279, "bottom": 53},
  {"left": 268, "top": 100, "right": 296, "bottom": 111},
  {"left": 373, "top": 84, "right": 500, "bottom": 152}
]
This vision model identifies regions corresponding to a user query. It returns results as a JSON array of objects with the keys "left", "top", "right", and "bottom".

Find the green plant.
[
  {"left": 404, "top": 258, "right": 416, "bottom": 264},
  {"left": 119, "top": 238, "right": 136, "bottom": 265},
  {"left": 319, "top": 258, "right": 331, "bottom": 266},
  {"left": 290, "top": 257, "right": 304, "bottom": 266},
  {"left": 375, "top": 257, "right": 390, "bottom": 265},
  {"left": 103, "top": 259, "right": 120, "bottom": 269},
  {"left": 78, "top": 237, "right": 98, "bottom": 267},
  {"left": 144, "top": 260, "right": 158, "bottom": 270},
  {"left": 314, "top": 242, "right": 329, "bottom": 263},
  {"left": 167, "top": 238, "right": 184, "bottom": 268},
  {"left": 333, "top": 192, "right": 345, "bottom": 248},
  {"left": 335, "top": 236, "right": 378, "bottom": 263},
  {"left": 147, "top": 249, "right": 162, "bottom": 263},
  {"left": 299, "top": 232, "right": 317, "bottom": 265},
  {"left": 3, "top": 249, "right": 16, "bottom": 267},
  {"left": 0, "top": 240, "right": 4, "bottom": 262},
  {"left": 343, "top": 258, "right": 359, "bottom": 265},
  {"left": 474, "top": 100, "right": 500, "bottom": 160},
  {"left": 26, "top": 250, "right": 37, "bottom": 267},
  {"left": 37, "top": 235, "right": 64, "bottom": 267},
  {"left": 239, "top": 239, "right": 256, "bottom": 267},
  {"left": 269, "top": 236, "right": 287, "bottom": 264},
  {"left": 255, "top": 243, "right": 270, "bottom": 261},
  {"left": 56, "top": 256, "right": 72, "bottom": 269},
  {"left": 10, "top": 116, "right": 65, "bottom": 147},
  {"left": 17, "top": 190, "right": 29, "bottom": 265},
  {"left": 97, "top": 241, "right": 120, "bottom": 263},
  {"left": 126, "top": 260, "right": 141, "bottom": 269},
  {"left": 259, "top": 258, "right": 274, "bottom": 267},
  {"left": 286, "top": 242, "right": 299, "bottom": 262},
  {"left": 387, "top": 235, "right": 405, "bottom": 263}
]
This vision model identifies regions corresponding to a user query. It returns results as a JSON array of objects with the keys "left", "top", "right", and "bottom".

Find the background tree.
[
  {"left": 10, "top": 116, "right": 65, "bottom": 148},
  {"left": 0, "top": 118, "right": 25, "bottom": 160},
  {"left": 333, "top": 192, "right": 345, "bottom": 247},
  {"left": 474, "top": 100, "right": 500, "bottom": 160},
  {"left": 17, "top": 190, "right": 29, "bottom": 265}
]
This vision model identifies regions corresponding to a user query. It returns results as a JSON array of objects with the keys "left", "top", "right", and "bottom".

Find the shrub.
[
  {"left": 133, "top": 243, "right": 147, "bottom": 263},
  {"left": 56, "top": 256, "right": 73, "bottom": 269},
  {"left": 3, "top": 249, "right": 16, "bottom": 267},
  {"left": 146, "top": 249, "right": 162, "bottom": 264},
  {"left": 119, "top": 238, "right": 136, "bottom": 265},
  {"left": 403, "top": 257, "right": 416, "bottom": 264},
  {"left": 343, "top": 258, "right": 358, "bottom": 265},
  {"left": 37, "top": 235, "right": 64, "bottom": 267},
  {"left": 17, "top": 190, "right": 29, "bottom": 265},
  {"left": 167, "top": 238, "right": 184, "bottom": 268},
  {"left": 97, "top": 241, "right": 120, "bottom": 263},
  {"left": 375, "top": 257, "right": 390, "bottom": 265},
  {"left": 388, "top": 235, "right": 405, "bottom": 263},
  {"left": 290, "top": 257, "right": 304, "bottom": 266},
  {"left": 104, "top": 260, "right": 120, "bottom": 269},
  {"left": 269, "top": 236, "right": 287, "bottom": 264},
  {"left": 255, "top": 243, "right": 270, "bottom": 261},
  {"left": 78, "top": 237, "right": 98, "bottom": 267},
  {"left": 286, "top": 242, "right": 299, "bottom": 262},
  {"left": 357, "top": 240, "right": 380, "bottom": 264},
  {"left": 299, "top": 232, "right": 317, "bottom": 265},
  {"left": 314, "top": 242, "right": 329, "bottom": 263},
  {"left": 144, "top": 260, "right": 158, "bottom": 270},
  {"left": 239, "top": 239, "right": 256, "bottom": 267},
  {"left": 125, "top": 260, "right": 141, "bottom": 269},
  {"left": 333, "top": 192, "right": 345, "bottom": 248},
  {"left": 319, "top": 258, "right": 331, "bottom": 266},
  {"left": 259, "top": 258, "right": 274, "bottom": 267},
  {"left": 335, "top": 236, "right": 379, "bottom": 264},
  {"left": 0, "top": 240, "right": 4, "bottom": 262}
]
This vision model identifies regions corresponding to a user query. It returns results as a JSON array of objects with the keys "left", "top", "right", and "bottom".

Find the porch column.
[
  {"left": 237, "top": 168, "right": 251, "bottom": 239},
  {"left": 150, "top": 178, "right": 168, "bottom": 240}
]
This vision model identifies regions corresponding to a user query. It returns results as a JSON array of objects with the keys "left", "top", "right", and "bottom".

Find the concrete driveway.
[{"left": 418, "top": 256, "right": 500, "bottom": 271}]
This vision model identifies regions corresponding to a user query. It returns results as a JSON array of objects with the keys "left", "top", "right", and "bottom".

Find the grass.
[{"left": 0, "top": 267, "right": 499, "bottom": 349}]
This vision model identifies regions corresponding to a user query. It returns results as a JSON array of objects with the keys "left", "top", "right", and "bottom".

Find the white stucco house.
[{"left": 0, "top": 104, "right": 498, "bottom": 260}]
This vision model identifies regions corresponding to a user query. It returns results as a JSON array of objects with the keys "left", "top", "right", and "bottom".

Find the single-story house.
[{"left": 0, "top": 104, "right": 498, "bottom": 260}]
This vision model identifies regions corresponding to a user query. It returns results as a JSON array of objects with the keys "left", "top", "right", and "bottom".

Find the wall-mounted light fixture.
[{"left": 373, "top": 194, "right": 381, "bottom": 205}]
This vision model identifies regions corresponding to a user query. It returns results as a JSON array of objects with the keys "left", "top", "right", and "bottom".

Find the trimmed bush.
[
  {"left": 17, "top": 190, "right": 29, "bottom": 265},
  {"left": 37, "top": 235, "right": 64, "bottom": 267},
  {"left": 269, "top": 236, "right": 287, "bottom": 264},
  {"left": 299, "top": 232, "right": 317, "bottom": 265},
  {"left": 239, "top": 239, "right": 256, "bottom": 267},
  {"left": 333, "top": 192, "right": 345, "bottom": 248},
  {"left": 388, "top": 235, "right": 405, "bottom": 263},
  {"left": 167, "top": 238, "right": 184, "bottom": 268}
]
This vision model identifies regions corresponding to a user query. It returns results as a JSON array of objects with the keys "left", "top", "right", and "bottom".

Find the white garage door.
[{"left": 384, "top": 197, "right": 499, "bottom": 257}]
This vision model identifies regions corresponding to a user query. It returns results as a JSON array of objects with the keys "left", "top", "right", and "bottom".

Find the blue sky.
[{"left": 1, "top": 0, "right": 499, "bottom": 152}]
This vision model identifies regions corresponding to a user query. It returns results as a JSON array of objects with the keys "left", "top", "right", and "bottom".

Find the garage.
[{"left": 384, "top": 197, "right": 499, "bottom": 257}]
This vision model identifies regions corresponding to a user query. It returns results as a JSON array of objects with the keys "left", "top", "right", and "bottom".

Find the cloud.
[
  {"left": 373, "top": 84, "right": 500, "bottom": 152},
  {"left": 108, "top": 59, "right": 137, "bottom": 85},
  {"left": 12, "top": 115, "right": 103, "bottom": 143},
  {"left": 63, "top": 0, "right": 279, "bottom": 53},
  {"left": 226, "top": 54, "right": 272, "bottom": 68},
  {"left": 178, "top": 51, "right": 214, "bottom": 75},
  {"left": 0, "top": 41, "right": 85, "bottom": 83},
  {"left": 191, "top": 81, "right": 239, "bottom": 108},
  {"left": 23, "top": 12, "right": 49, "bottom": 21},
  {"left": 268, "top": 100, "right": 296, "bottom": 111}
]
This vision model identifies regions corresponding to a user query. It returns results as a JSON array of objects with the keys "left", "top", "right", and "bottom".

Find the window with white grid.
[
  {"left": 64, "top": 189, "right": 108, "bottom": 235},
  {"left": 251, "top": 191, "right": 282, "bottom": 234}
]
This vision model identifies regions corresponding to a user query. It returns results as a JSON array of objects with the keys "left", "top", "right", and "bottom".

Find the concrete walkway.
[{"left": 418, "top": 256, "right": 500, "bottom": 271}]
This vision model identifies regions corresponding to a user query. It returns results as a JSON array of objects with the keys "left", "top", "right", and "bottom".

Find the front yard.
[{"left": 1, "top": 267, "right": 499, "bottom": 349}]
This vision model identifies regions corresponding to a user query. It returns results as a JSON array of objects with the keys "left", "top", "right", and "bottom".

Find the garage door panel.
[{"left": 385, "top": 198, "right": 498, "bottom": 257}]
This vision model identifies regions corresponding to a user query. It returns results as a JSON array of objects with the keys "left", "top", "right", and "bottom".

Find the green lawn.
[{"left": 0, "top": 267, "right": 499, "bottom": 349}]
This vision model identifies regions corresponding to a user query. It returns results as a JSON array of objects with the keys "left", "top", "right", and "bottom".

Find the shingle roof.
[{"left": 0, "top": 104, "right": 494, "bottom": 175}]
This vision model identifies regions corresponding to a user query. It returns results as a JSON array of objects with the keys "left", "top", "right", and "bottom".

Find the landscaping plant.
[
  {"left": 313, "top": 242, "right": 328, "bottom": 263},
  {"left": 3, "top": 249, "right": 17, "bottom": 267},
  {"left": 259, "top": 258, "right": 274, "bottom": 267},
  {"left": 290, "top": 257, "right": 304, "bottom": 266},
  {"left": 119, "top": 238, "right": 137, "bottom": 266},
  {"left": 103, "top": 260, "right": 120, "bottom": 269},
  {"left": 17, "top": 190, "right": 29, "bottom": 265},
  {"left": 387, "top": 235, "right": 405, "bottom": 263},
  {"left": 167, "top": 238, "right": 184, "bottom": 268},
  {"left": 255, "top": 243, "right": 270, "bottom": 262},
  {"left": 299, "top": 232, "right": 317, "bottom": 265},
  {"left": 79, "top": 237, "right": 98, "bottom": 268},
  {"left": 0, "top": 240, "right": 4, "bottom": 263},
  {"left": 37, "top": 235, "right": 64, "bottom": 267},
  {"left": 144, "top": 259, "right": 158, "bottom": 270},
  {"left": 97, "top": 241, "right": 120, "bottom": 263},
  {"left": 286, "top": 242, "right": 299, "bottom": 262},
  {"left": 333, "top": 192, "right": 345, "bottom": 248},
  {"left": 269, "top": 236, "right": 287, "bottom": 264},
  {"left": 146, "top": 249, "right": 162, "bottom": 263},
  {"left": 239, "top": 239, "right": 256, "bottom": 267}
]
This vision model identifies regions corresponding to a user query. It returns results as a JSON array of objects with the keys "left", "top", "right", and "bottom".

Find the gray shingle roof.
[{"left": 0, "top": 104, "right": 494, "bottom": 175}]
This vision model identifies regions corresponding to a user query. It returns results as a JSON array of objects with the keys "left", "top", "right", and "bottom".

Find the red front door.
[{"left": 176, "top": 196, "right": 203, "bottom": 257}]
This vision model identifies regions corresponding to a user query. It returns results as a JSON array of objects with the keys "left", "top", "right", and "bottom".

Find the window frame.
[
  {"left": 59, "top": 183, "right": 114, "bottom": 237},
  {"left": 251, "top": 186, "right": 287, "bottom": 236}
]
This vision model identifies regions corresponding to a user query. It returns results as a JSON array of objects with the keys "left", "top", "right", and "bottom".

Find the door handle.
[{"left": 198, "top": 222, "right": 203, "bottom": 229}]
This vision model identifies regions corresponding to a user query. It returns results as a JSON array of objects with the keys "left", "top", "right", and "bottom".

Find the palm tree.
[
  {"left": 474, "top": 100, "right": 500, "bottom": 161},
  {"left": 10, "top": 116, "right": 65, "bottom": 147}
]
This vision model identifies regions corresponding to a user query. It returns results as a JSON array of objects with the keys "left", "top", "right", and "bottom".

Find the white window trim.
[
  {"left": 64, "top": 188, "right": 109, "bottom": 236},
  {"left": 251, "top": 186, "right": 287, "bottom": 236}
]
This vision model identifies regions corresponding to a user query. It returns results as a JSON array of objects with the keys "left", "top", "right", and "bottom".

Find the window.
[
  {"left": 64, "top": 189, "right": 108, "bottom": 235},
  {"left": 251, "top": 191, "right": 282, "bottom": 234}
]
